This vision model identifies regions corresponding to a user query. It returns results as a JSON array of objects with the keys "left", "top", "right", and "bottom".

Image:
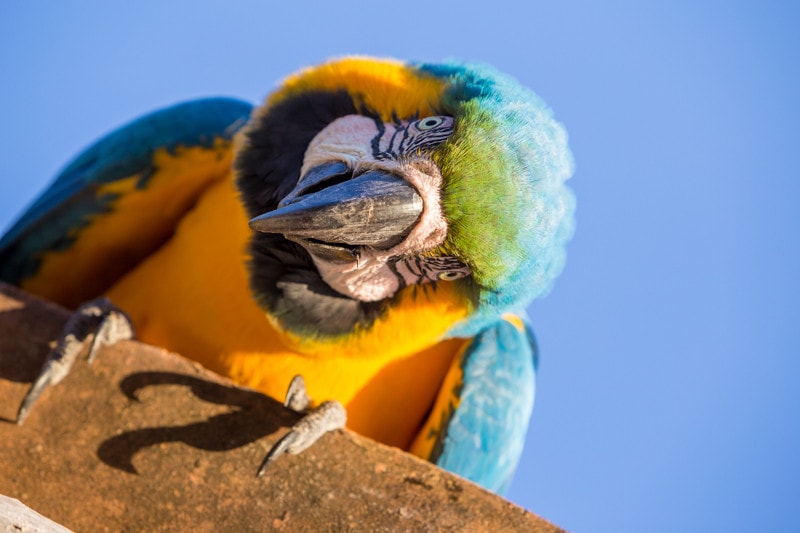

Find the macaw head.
[{"left": 235, "top": 57, "right": 574, "bottom": 343}]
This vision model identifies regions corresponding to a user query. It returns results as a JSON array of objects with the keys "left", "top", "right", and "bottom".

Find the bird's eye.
[
  {"left": 437, "top": 270, "right": 469, "bottom": 281},
  {"left": 417, "top": 116, "right": 445, "bottom": 130}
]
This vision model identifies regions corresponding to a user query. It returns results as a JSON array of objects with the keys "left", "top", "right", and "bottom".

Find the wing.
[
  {"left": 0, "top": 98, "right": 253, "bottom": 308},
  {"left": 410, "top": 314, "right": 538, "bottom": 494}
]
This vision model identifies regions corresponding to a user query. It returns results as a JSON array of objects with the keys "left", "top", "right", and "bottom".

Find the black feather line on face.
[{"left": 235, "top": 90, "right": 389, "bottom": 338}]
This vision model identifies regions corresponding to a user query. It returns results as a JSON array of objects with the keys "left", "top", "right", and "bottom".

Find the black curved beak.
[{"left": 249, "top": 166, "right": 423, "bottom": 250}]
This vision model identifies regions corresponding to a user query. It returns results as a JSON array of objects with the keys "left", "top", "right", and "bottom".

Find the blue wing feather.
[
  {"left": 433, "top": 317, "right": 538, "bottom": 494},
  {"left": 0, "top": 97, "right": 253, "bottom": 286}
]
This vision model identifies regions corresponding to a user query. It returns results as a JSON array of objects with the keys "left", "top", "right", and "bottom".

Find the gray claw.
[
  {"left": 88, "top": 307, "right": 134, "bottom": 363},
  {"left": 284, "top": 375, "right": 311, "bottom": 412},
  {"left": 16, "top": 372, "right": 57, "bottom": 425},
  {"left": 257, "top": 400, "right": 347, "bottom": 477},
  {"left": 17, "top": 297, "right": 134, "bottom": 424}
]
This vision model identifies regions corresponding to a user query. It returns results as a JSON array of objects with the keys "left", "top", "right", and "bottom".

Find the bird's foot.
[
  {"left": 17, "top": 297, "right": 134, "bottom": 424},
  {"left": 257, "top": 375, "right": 346, "bottom": 476}
]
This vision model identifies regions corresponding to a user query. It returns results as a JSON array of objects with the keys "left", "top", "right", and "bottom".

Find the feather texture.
[{"left": 0, "top": 57, "right": 573, "bottom": 494}]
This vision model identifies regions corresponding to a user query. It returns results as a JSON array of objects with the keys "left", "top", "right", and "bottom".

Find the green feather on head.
[{"left": 421, "top": 61, "right": 575, "bottom": 334}]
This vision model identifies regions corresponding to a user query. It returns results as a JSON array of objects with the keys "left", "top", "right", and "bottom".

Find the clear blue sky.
[{"left": 1, "top": 2, "right": 798, "bottom": 531}]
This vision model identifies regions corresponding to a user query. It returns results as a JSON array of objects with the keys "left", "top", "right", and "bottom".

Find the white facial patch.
[{"left": 300, "top": 116, "right": 376, "bottom": 176}]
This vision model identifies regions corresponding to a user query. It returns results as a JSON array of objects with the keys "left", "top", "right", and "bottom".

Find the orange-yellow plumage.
[
  {"left": 22, "top": 141, "right": 234, "bottom": 308},
  {"left": 14, "top": 61, "right": 477, "bottom": 451},
  {"left": 103, "top": 160, "right": 468, "bottom": 449},
  {"left": 269, "top": 57, "right": 447, "bottom": 122}
]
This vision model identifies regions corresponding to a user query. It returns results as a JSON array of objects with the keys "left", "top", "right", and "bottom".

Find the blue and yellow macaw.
[{"left": 0, "top": 57, "right": 574, "bottom": 494}]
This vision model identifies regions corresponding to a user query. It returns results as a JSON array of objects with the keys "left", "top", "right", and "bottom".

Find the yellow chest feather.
[{"left": 105, "top": 172, "right": 468, "bottom": 448}]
